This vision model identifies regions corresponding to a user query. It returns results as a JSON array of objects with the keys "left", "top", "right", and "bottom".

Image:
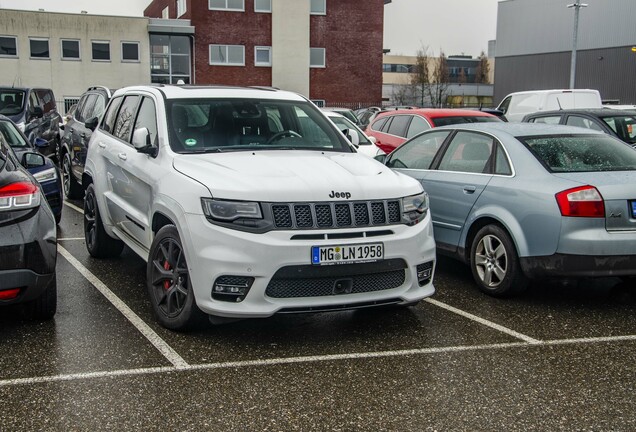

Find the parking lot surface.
[{"left": 1, "top": 200, "right": 636, "bottom": 430}]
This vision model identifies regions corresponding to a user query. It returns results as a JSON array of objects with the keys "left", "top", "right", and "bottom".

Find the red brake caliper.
[{"left": 163, "top": 260, "right": 172, "bottom": 290}]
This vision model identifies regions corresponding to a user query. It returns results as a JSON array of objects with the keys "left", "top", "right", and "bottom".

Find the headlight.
[
  {"left": 402, "top": 192, "right": 428, "bottom": 224},
  {"left": 201, "top": 198, "right": 262, "bottom": 221},
  {"left": 16, "top": 122, "right": 25, "bottom": 132},
  {"left": 33, "top": 167, "right": 58, "bottom": 183}
]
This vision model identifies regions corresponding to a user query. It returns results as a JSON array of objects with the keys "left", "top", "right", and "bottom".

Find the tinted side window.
[
  {"left": 531, "top": 115, "right": 561, "bottom": 125},
  {"left": 387, "top": 130, "right": 451, "bottom": 170},
  {"left": 28, "top": 91, "right": 39, "bottom": 114},
  {"left": 90, "top": 95, "right": 107, "bottom": 121},
  {"left": 36, "top": 90, "right": 56, "bottom": 113},
  {"left": 565, "top": 115, "right": 603, "bottom": 131},
  {"left": 386, "top": 115, "right": 411, "bottom": 137},
  {"left": 133, "top": 97, "right": 158, "bottom": 146},
  {"left": 437, "top": 131, "right": 494, "bottom": 174},
  {"left": 113, "top": 95, "right": 140, "bottom": 142},
  {"left": 494, "top": 144, "right": 512, "bottom": 175},
  {"left": 101, "top": 96, "right": 123, "bottom": 134},
  {"left": 380, "top": 117, "right": 393, "bottom": 132},
  {"left": 406, "top": 115, "right": 430, "bottom": 139},
  {"left": 370, "top": 117, "right": 387, "bottom": 131},
  {"left": 77, "top": 94, "right": 97, "bottom": 123}
]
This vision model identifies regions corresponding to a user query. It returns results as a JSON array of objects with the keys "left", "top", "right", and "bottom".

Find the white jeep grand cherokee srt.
[{"left": 83, "top": 85, "right": 436, "bottom": 330}]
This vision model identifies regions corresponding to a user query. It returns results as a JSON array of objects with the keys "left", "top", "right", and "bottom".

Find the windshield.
[
  {"left": 167, "top": 99, "right": 352, "bottom": 154},
  {"left": 0, "top": 90, "right": 26, "bottom": 116},
  {"left": 601, "top": 115, "right": 636, "bottom": 144},
  {"left": 432, "top": 116, "right": 501, "bottom": 127},
  {"left": 329, "top": 116, "right": 372, "bottom": 145},
  {"left": 521, "top": 134, "right": 636, "bottom": 173},
  {"left": 0, "top": 120, "right": 29, "bottom": 148}
]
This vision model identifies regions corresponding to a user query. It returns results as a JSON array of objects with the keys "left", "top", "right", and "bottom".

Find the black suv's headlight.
[
  {"left": 201, "top": 198, "right": 262, "bottom": 221},
  {"left": 402, "top": 192, "right": 428, "bottom": 225}
]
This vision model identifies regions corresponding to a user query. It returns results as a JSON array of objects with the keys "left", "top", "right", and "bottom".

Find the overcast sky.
[{"left": 0, "top": 0, "right": 499, "bottom": 57}]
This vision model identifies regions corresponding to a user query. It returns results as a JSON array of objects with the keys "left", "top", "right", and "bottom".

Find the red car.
[{"left": 365, "top": 109, "right": 501, "bottom": 154}]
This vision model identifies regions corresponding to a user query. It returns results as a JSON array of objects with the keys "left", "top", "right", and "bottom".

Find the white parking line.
[
  {"left": 3, "top": 333, "right": 636, "bottom": 388},
  {"left": 57, "top": 246, "right": 189, "bottom": 369},
  {"left": 58, "top": 237, "right": 85, "bottom": 241},
  {"left": 63, "top": 200, "right": 84, "bottom": 214},
  {"left": 425, "top": 298, "right": 542, "bottom": 344}
]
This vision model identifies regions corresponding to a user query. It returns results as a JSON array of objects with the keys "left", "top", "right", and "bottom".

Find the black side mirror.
[
  {"left": 21, "top": 152, "right": 46, "bottom": 168},
  {"left": 85, "top": 116, "right": 99, "bottom": 131}
]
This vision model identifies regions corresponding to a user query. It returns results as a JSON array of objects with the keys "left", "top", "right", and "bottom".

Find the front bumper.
[{"left": 181, "top": 212, "right": 436, "bottom": 318}]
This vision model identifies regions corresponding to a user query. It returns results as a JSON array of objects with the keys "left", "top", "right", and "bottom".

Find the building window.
[
  {"left": 121, "top": 42, "right": 140, "bottom": 62},
  {"left": 150, "top": 34, "right": 191, "bottom": 84},
  {"left": 310, "top": 0, "right": 326, "bottom": 15},
  {"left": 92, "top": 41, "right": 110, "bottom": 61},
  {"left": 254, "top": 0, "right": 271, "bottom": 12},
  {"left": 177, "top": 0, "right": 186, "bottom": 17},
  {"left": 161, "top": 6, "right": 169, "bottom": 18},
  {"left": 61, "top": 39, "right": 80, "bottom": 60},
  {"left": 310, "top": 47, "right": 325, "bottom": 68},
  {"left": 0, "top": 36, "right": 18, "bottom": 57},
  {"left": 209, "top": 44, "right": 245, "bottom": 66},
  {"left": 254, "top": 46, "right": 271, "bottom": 66},
  {"left": 29, "top": 38, "right": 49, "bottom": 59},
  {"left": 209, "top": 0, "right": 244, "bottom": 11}
]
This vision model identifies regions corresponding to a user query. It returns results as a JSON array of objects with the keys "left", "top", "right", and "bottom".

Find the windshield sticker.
[{"left": 185, "top": 139, "right": 197, "bottom": 147}]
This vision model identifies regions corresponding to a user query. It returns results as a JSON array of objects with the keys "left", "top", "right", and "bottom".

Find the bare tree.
[
  {"left": 410, "top": 47, "right": 430, "bottom": 107},
  {"left": 428, "top": 51, "right": 450, "bottom": 108},
  {"left": 475, "top": 51, "right": 490, "bottom": 84}
]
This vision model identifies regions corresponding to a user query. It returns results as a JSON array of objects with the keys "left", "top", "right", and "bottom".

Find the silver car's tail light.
[
  {"left": 0, "top": 182, "right": 41, "bottom": 211},
  {"left": 555, "top": 185, "right": 604, "bottom": 217}
]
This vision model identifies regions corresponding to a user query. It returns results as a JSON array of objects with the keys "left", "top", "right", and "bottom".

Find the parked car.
[
  {"left": 0, "top": 87, "right": 62, "bottom": 162},
  {"left": 321, "top": 107, "right": 361, "bottom": 125},
  {"left": 60, "top": 86, "right": 114, "bottom": 198},
  {"left": 322, "top": 110, "right": 385, "bottom": 158},
  {"left": 366, "top": 108, "right": 500, "bottom": 154},
  {"left": 356, "top": 106, "right": 385, "bottom": 129},
  {"left": 378, "top": 123, "right": 636, "bottom": 296},
  {"left": 83, "top": 85, "right": 436, "bottom": 330},
  {"left": 496, "top": 89, "right": 602, "bottom": 122},
  {"left": 0, "top": 131, "right": 57, "bottom": 319},
  {"left": 522, "top": 109, "right": 636, "bottom": 148},
  {"left": 0, "top": 115, "right": 63, "bottom": 223}
]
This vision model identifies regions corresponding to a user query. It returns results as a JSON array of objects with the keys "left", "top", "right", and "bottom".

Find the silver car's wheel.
[
  {"left": 470, "top": 224, "right": 528, "bottom": 297},
  {"left": 474, "top": 234, "right": 508, "bottom": 288}
]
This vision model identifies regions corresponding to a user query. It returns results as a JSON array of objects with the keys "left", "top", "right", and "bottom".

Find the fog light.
[
  {"left": 212, "top": 276, "right": 254, "bottom": 302},
  {"left": 416, "top": 262, "right": 433, "bottom": 286},
  {"left": 0, "top": 288, "right": 22, "bottom": 301}
]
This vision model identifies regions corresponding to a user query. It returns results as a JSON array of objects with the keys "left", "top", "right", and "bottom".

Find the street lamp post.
[{"left": 567, "top": 1, "right": 588, "bottom": 89}]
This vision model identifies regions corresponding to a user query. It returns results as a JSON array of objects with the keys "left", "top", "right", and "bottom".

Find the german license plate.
[
  {"left": 311, "top": 243, "right": 384, "bottom": 265},
  {"left": 631, "top": 201, "right": 636, "bottom": 218}
]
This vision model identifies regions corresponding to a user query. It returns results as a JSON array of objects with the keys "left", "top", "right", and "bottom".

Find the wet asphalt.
[{"left": 1, "top": 200, "right": 636, "bottom": 431}]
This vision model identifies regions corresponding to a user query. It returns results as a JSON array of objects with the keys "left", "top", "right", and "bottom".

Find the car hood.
[
  {"left": 552, "top": 171, "right": 636, "bottom": 200},
  {"left": 172, "top": 150, "right": 421, "bottom": 202}
]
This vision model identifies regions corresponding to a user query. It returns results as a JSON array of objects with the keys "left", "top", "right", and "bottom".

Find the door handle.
[
  {"left": 97, "top": 142, "right": 106, "bottom": 149},
  {"left": 118, "top": 153, "right": 127, "bottom": 161},
  {"left": 463, "top": 185, "right": 477, "bottom": 194}
]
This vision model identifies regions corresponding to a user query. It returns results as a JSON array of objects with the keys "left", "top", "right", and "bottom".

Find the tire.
[
  {"left": 29, "top": 275, "right": 57, "bottom": 320},
  {"left": 470, "top": 224, "right": 528, "bottom": 297},
  {"left": 62, "top": 152, "right": 83, "bottom": 199},
  {"left": 84, "top": 183, "right": 124, "bottom": 258},
  {"left": 147, "top": 225, "right": 206, "bottom": 331}
]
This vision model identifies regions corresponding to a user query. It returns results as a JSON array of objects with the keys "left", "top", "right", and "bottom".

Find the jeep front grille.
[{"left": 270, "top": 200, "right": 401, "bottom": 230}]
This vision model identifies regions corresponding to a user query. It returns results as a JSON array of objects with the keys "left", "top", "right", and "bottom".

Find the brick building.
[{"left": 144, "top": 0, "right": 387, "bottom": 106}]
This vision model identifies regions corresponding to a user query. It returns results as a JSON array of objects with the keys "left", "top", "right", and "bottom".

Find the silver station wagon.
[{"left": 381, "top": 123, "right": 636, "bottom": 296}]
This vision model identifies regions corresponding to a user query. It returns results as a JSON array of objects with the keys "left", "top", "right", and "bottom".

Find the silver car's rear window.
[{"left": 521, "top": 134, "right": 636, "bottom": 172}]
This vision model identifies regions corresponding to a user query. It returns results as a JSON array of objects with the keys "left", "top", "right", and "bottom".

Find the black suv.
[
  {"left": 60, "top": 86, "right": 113, "bottom": 198},
  {"left": 0, "top": 131, "right": 57, "bottom": 319},
  {"left": 0, "top": 87, "right": 62, "bottom": 162}
]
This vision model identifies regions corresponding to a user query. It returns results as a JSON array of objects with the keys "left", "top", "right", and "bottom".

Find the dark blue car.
[{"left": 0, "top": 115, "right": 63, "bottom": 224}]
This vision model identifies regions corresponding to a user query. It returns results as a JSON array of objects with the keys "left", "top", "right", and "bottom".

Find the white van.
[{"left": 496, "top": 89, "right": 602, "bottom": 122}]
